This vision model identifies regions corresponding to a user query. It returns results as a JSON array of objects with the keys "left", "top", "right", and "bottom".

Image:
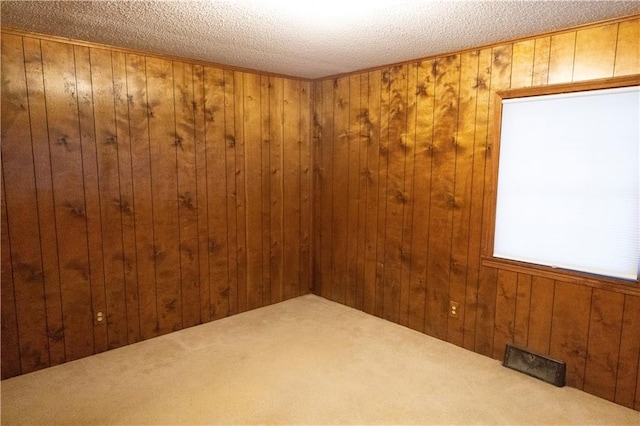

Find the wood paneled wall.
[
  {"left": 1, "top": 32, "right": 312, "bottom": 378},
  {"left": 312, "top": 16, "right": 640, "bottom": 410}
]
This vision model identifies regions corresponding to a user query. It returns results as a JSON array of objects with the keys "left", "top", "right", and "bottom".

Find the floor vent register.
[{"left": 502, "top": 343, "right": 566, "bottom": 387}]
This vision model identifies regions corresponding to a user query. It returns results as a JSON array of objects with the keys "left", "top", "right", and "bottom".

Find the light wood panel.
[
  {"left": 312, "top": 17, "right": 640, "bottom": 410},
  {"left": 1, "top": 32, "right": 312, "bottom": 379}
]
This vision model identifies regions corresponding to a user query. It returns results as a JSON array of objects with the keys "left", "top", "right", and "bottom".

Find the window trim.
[{"left": 482, "top": 74, "right": 640, "bottom": 291}]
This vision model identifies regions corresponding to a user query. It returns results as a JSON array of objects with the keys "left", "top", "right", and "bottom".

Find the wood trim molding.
[
  {"left": 318, "top": 13, "right": 640, "bottom": 81},
  {"left": 0, "top": 27, "right": 314, "bottom": 82},
  {"left": 483, "top": 74, "right": 640, "bottom": 294},
  {"left": 482, "top": 257, "right": 640, "bottom": 296},
  {"left": 496, "top": 74, "right": 640, "bottom": 99}
]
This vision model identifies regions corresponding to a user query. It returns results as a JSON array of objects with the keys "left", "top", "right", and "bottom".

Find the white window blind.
[{"left": 494, "top": 86, "right": 640, "bottom": 281}]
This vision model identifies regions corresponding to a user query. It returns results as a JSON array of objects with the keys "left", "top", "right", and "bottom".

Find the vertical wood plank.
[
  {"left": 192, "top": 65, "right": 211, "bottom": 323},
  {"left": 547, "top": 31, "right": 576, "bottom": 84},
  {"left": 382, "top": 65, "right": 408, "bottom": 323},
  {"left": 532, "top": 37, "right": 551, "bottom": 86},
  {"left": 407, "top": 60, "right": 436, "bottom": 333},
  {"left": 513, "top": 273, "right": 532, "bottom": 347},
  {"left": 42, "top": 40, "right": 94, "bottom": 361},
  {"left": 3, "top": 35, "right": 51, "bottom": 373},
  {"left": 89, "top": 47, "right": 128, "bottom": 349},
  {"left": 399, "top": 63, "right": 417, "bottom": 327},
  {"left": 463, "top": 48, "right": 491, "bottom": 352},
  {"left": 112, "top": 51, "right": 141, "bottom": 344},
  {"left": 615, "top": 295, "right": 640, "bottom": 408},
  {"left": 233, "top": 71, "right": 248, "bottom": 313},
  {"left": 475, "top": 44, "right": 512, "bottom": 357},
  {"left": 549, "top": 281, "right": 592, "bottom": 389},
  {"left": 362, "top": 70, "right": 381, "bottom": 315},
  {"left": 492, "top": 269, "right": 518, "bottom": 360},
  {"left": 125, "top": 54, "right": 158, "bottom": 339},
  {"left": 23, "top": 36, "right": 68, "bottom": 363},
  {"left": 299, "top": 82, "right": 312, "bottom": 296},
  {"left": 243, "top": 72, "right": 264, "bottom": 309},
  {"left": 319, "top": 79, "right": 333, "bottom": 300},
  {"left": 584, "top": 289, "right": 624, "bottom": 401},
  {"left": 1, "top": 174, "right": 22, "bottom": 378},
  {"left": 475, "top": 266, "right": 498, "bottom": 357},
  {"left": 448, "top": 51, "right": 479, "bottom": 345},
  {"left": 614, "top": 18, "right": 640, "bottom": 76},
  {"left": 527, "top": 276, "right": 555, "bottom": 355},
  {"left": 573, "top": 24, "right": 618, "bottom": 81},
  {"left": 173, "top": 61, "right": 201, "bottom": 328},
  {"left": 355, "top": 74, "right": 369, "bottom": 310},
  {"left": 269, "top": 76, "right": 284, "bottom": 303},
  {"left": 425, "top": 56, "right": 460, "bottom": 339},
  {"left": 224, "top": 69, "right": 239, "bottom": 315},
  {"left": 73, "top": 46, "right": 109, "bottom": 355},
  {"left": 331, "top": 76, "right": 350, "bottom": 305},
  {"left": 146, "top": 56, "right": 181, "bottom": 334},
  {"left": 375, "top": 68, "right": 391, "bottom": 318},
  {"left": 346, "top": 73, "right": 361, "bottom": 308},
  {"left": 283, "top": 78, "right": 301, "bottom": 300},
  {"left": 261, "top": 76, "right": 272, "bottom": 303},
  {"left": 204, "top": 67, "right": 230, "bottom": 320},
  {"left": 311, "top": 81, "right": 322, "bottom": 295},
  {"left": 637, "top": 359, "right": 640, "bottom": 411},
  {"left": 510, "top": 40, "right": 535, "bottom": 88}
]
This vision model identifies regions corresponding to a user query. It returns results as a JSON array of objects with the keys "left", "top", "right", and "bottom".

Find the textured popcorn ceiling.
[{"left": 2, "top": 1, "right": 640, "bottom": 79}]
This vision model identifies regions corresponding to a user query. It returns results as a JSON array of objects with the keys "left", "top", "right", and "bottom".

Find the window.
[{"left": 485, "top": 76, "right": 640, "bottom": 283}]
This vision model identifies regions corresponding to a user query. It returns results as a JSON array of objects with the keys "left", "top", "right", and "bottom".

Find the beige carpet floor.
[{"left": 1, "top": 294, "right": 638, "bottom": 425}]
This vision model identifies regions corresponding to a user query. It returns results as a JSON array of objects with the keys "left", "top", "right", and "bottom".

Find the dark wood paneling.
[
  {"left": 3, "top": 34, "right": 51, "bottom": 374},
  {"left": 2, "top": 18, "right": 639, "bottom": 411},
  {"left": 462, "top": 48, "right": 492, "bottom": 352},
  {"left": 1, "top": 32, "right": 312, "bottom": 379},
  {"left": 1, "top": 175, "right": 21, "bottom": 377},
  {"left": 374, "top": 68, "right": 390, "bottom": 319},
  {"left": 112, "top": 51, "right": 141, "bottom": 344},
  {"left": 269, "top": 76, "right": 284, "bottom": 304},
  {"left": 147, "top": 56, "right": 182, "bottom": 334},
  {"left": 283, "top": 78, "right": 302, "bottom": 301},
  {"left": 362, "top": 70, "right": 381, "bottom": 316},
  {"left": 492, "top": 270, "right": 518, "bottom": 360},
  {"left": 311, "top": 16, "right": 640, "bottom": 410},
  {"left": 584, "top": 289, "right": 624, "bottom": 401},
  {"left": 232, "top": 71, "right": 248, "bottom": 314},
  {"left": 527, "top": 277, "right": 555, "bottom": 355},
  {"left": 615, "top": 295, "right": 640, "bottom": 409},
  {"left": 549, "top": 281, "right": 592, "bottom": 389},
  {"left": 74, "top": 45, "right": 109, "bottom": 355},
  {"left": 382, "top": 65, "right": 408, "bottom": 324},
  {"left": 203, "top": 66, "right": 229, "bottom": 321},
  {"left": 126, "top": 53, "right": 158, "bottom": 340},
  {"left": 448, "top": 51, "right": 479, "bottom": 345},
  {"left": 399, "top": 64, "right": 417, "bottom": 327},
  {"left": 407, "top": 60, "right": 435, "bottom": 333},
  {"left": 42, "top": 40, "right": 95, "bottom": 361},
  {"left": 23, "top": 37, "right": 68, "bottom": 363},
  {"left": 243, "top": 72, "right": 264, "bottom": 310},
  {"left": 346, "top": 73, "right": 361, "bottom": 309},
  {"left": 331, "top": 76, "right": 350, "bottom": 305},
  {"left": 89, "top": 47, "right": 128, "bottom": 348}
]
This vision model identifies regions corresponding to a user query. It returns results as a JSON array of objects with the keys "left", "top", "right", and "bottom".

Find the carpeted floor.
[{"left": 1, "top": 294, "right": 638, "bottom": 425}]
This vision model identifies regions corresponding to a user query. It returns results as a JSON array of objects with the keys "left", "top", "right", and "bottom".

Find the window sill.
[{"left": 481, "top": 256, "right": 640, "bottom": 296}]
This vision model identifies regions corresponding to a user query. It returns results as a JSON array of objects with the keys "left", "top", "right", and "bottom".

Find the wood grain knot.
[
  {"left": 179, "top": 193, "right": 195, "bottom": 210},
  {"left": 64, "top": 202, "right": 86, "bottom": 219},
  {"left": 104, "top": 135, "right": 117, "bottom": 147}
]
